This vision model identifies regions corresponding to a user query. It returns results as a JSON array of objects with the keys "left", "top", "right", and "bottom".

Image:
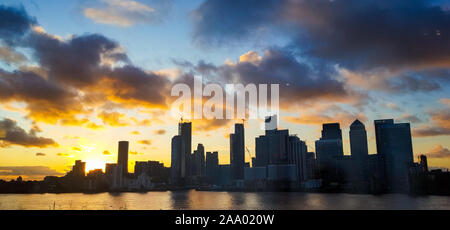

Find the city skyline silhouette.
[{"left": 0, "top": 1, "right": 449, "bottom": 197}]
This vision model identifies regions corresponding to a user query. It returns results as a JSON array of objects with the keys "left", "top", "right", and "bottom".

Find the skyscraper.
[
  {"left": 171, "top": 135, "right": 182, "bottom": 179},
  {"left": 230, "top": 123, "right": 245, "bottom": 180},
  {"left": 178, "top": 121, "right": 192, "bottom": 177},
  {"left": 349, "top": 119, "right": 369, "bottom": 189},
  {"left": 321, "top": 123, "right": 343, "bottom": 141},
  {"left": 255, "top": 118, "right": 289, "bottom": 167},
  {"left": 206, "top": 151, "right": 219, "bottom": 184},
  {"left": 118, "top": 141, "right": 129, "bottom": 175},
  {"left": 193, "top": 143, "right": 205, "bottom": 176},
  {"left": 316, "top": 123, "right": 344, "bottom": 171},
  {"left": 377, "top": 121, "right": 414, "bottom": 192},
  {"left": 71, "top": 160, "right": 86, "bottom": 177},
  {"left": 374, "top": 119, "right": 394, "bottom": 154},
  {"left": 350, "top": 120, "right": 369, "bottom": 158},
  {"left": 287, "top": 136, "right": 308, "bottom": 183}
]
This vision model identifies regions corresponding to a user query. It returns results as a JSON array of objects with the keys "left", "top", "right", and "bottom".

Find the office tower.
[
  {"left": 350, "top": 119, "right": 369, "bottom": 185},
  {"left": 206, "top": 151, "right": 219, "bottom": 183},
  {"left": 419, "top": 155, "right": 428, "bottom": 173},
  {"left": 315, "top": 139, "right": 343, "bottom": 169},
  {"left": 230, "top": 123, "right": 245, "bottom": 180},
  {"left": 171, "top": 135, "right": 182, "bottom": 179},
  {"left": 377, "top": 122, "right": 414, "bottom": 192},
  {"left": 105, "top": 163, "right": 117, "bottom": 176},
  {"left": 321, "top": 123, "right": 343, "bottom": 141},
  {"left": 255, "top": 128, "right": 290, "bottom": 167},
  {"left": 135, "top": 160, "right": 166, "bottom": 179},
  {"left": 350, "top": 120, "right": 369, "bottom": 158},
  {"left": 71, "top": 160, "right": 86, "bottom": 177},
  {"left": 118, "top": 141, "right": 129, "bottom": 175},
  {"left": 315, "top": 123, "right": 344, "bottom": 171},
  {"left": 134, "top": 161, "right": 149, "bottom": 176},
  {"left": 288, "top": 136, "right": 308, "bottom": 183},
  {"left": 178, "top": 121, "right": 192, "bottom": 177},
  {"left": 374, "top": 119, "right": 394, "bottom": 154},
  {"left": 255, "top": 135, "right": 269, "bottom": 167},
  {"left": 192, "top": 144, "right": 205, "bottom": 176}
]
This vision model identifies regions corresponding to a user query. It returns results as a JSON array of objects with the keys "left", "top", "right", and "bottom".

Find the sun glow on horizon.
[{"left": 85, "top": 160, "right": 106, "bottom": 173}]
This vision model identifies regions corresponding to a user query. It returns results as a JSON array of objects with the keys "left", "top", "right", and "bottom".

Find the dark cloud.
[
  {"left": 0, "top": 5, "right": 36, "bottom": 43},
  {"left": 0, "top": 166, "right": 63, "bottom": 176},
  {"left": 0, "top": 5, "right": 171, "bottom": 126},
  {"left": 35, "top": 152, "right": 46, "bottom": 156},
  {"left": 0, "top": 70, "right": 86, "bottom": 124},
  {"left": 0, "top": 118, "right": 58, "bottom": 148},
  {"left": 176, "top": 49, "right": 366, "bottom": 110},
  {"left": 192, "top": 0, "right": 450, "bottom": 71},
  {"left": 191, "top": 0, "right": 279, "bottom": 46},
  {"left": 29, "top": 32, "right": 129, "bottom": 87}
]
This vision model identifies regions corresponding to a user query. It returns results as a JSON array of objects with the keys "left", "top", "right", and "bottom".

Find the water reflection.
[
  {"left": 0, "top": 190, "right": 449, "bottom": 210},
  {"left": 170, "top": 190, "right": 192, "bottom": 209}
]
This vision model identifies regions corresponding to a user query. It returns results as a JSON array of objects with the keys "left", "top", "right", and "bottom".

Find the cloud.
[
  {"left": 85, "top": 122, "right": 105, "bottom": 130},
  {"left": 191, "top": 0, "right": 450, "bottom": 99},
  {"left": 56, "top": 153, "right": 70, "bottom": 157},
  {"left": 192, "top": 0, "right": 450, "bottom": 71},
  {"left": 440, "top": 98, "right": 450, "bottom": 106},
  {"left": 425, "top": 145, "right": 450, "bottom": 158},
  {"left": 191, "top": 0, "right": 280, "bottom": 47},
  {"left": 153, "top": 129, "right": 166, "bottom": 135},
  {"left": 0, "top": 45, "right": 27, "bottom": 65},
  {"left": 0, "top": 118, "right": 58, "bottom": 148},
  {"left": 0, "top": 166, "right": 63, "bottom": 176},
  {"left": 35, "top": 152, "right": 46, "bottom": 156},
  {"left": 98, "top": 111, "right": 130, "bottom": 126},
  {"left": 413, "top": 109, "right": 450, "bottom": 137},
  {"left": 83, "top": 0, "right": 171, "bottom": 27},
  {"left": 130, "top": 130, "right": 141, "bottom": 135},
  {"left": 0, "top": 5, "right": 36, "bottom": 42},
  {"left": 138, "top": 139, "right": 151, "bottom": 145},
  {"left": 339, "top": 68, "right": 443, "bottom": 94},
  {"left": 176, "top": 49, "right": 366, "bottom": 111},
  {"left": 0, "top": 6, "right": 171, "bottom": 126},
  {"left": 103, "top": 150, "right": 111, "bottom": 155},
  {"left": 284, "top": 106, "right": 368, "bottom": 127},
  {"left": 398, "top": 113, "right": 423, "bottom": 124}
]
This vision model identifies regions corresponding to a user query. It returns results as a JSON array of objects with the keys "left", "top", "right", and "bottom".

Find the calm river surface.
[{"left": 0, "top": 190, "right": 449, "bottom": 210}]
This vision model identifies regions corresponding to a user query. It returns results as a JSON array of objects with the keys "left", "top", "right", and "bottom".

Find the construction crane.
[{"left": 245, "top": 146, "right": 254, "bottom": 167}]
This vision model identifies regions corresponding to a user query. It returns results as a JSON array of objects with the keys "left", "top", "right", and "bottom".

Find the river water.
[{"left": 0, "top": 190, "right": 449, "bottom": 210}]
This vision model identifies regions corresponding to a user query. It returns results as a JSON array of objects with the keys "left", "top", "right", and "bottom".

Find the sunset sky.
[{"left": 0, "top": 0, "right": 449, "bottom": 180}]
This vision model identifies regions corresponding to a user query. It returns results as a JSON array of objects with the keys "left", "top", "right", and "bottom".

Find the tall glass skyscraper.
[
  {"left": 350, "top": 119, "right": 369, "bottom": 188},
  {"left": 376, "top": 121, "right": 414, "bottom": 192},
  {"left": 178, "top": 121, "right": 192, "bottom": 177},
  {"left": 230, "top": 123, "right": 245, "bottom": 180}
]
